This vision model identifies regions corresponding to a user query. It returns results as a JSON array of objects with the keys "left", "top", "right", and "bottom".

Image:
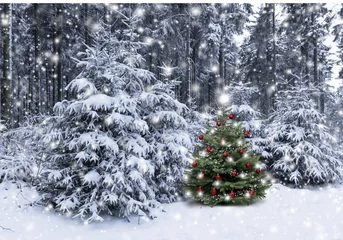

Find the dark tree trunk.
[
  {"left": 271, "top": 4, "right": 277, "bottom": 112},
  {"left": 56, "top": 4, "right": 63, "bottom": 102},
  {"left": 33, "top": 3, "right": 40, "bottom": 114},
  {"left": 1, "top": 4, "right": 11, "bottom": 123},
  {"left": 84, "top": 4, "right": 89, "bottom": 45},
  {"left": 312, "top": 11, "right": 319, "bottom": 110}
]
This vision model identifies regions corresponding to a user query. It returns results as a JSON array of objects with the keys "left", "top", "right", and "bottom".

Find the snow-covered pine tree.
[
  {"left": 39, "top": 14, "right": 160, "bottom": 222},
  {"left": 265, "top": 79, "right": 343, "bottom": 186},
  {"left": 39, "top": 6, "right": 192, "bottom": 222},
  {"left": 223, "top": 82, "right": 270, "bottom": 159},
  {"left": 140, "top": 81, "right": 192, "bottom": 203}
]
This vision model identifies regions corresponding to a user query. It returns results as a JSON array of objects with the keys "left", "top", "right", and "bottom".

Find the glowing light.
[
  {"left": 135, "top": 7, "right": 145, "bottom": 17},
  {"left": 219, "top": 94, "right": 229, "bottom": 104},
  {"left": 144, "top": 37, "right": 153, "bottom": 45},
  {"left": 211, "top": 65, "right": 218, "bottom": 73},
  {"left": 191, "top": 6, "right": 202, "bottom": 16}
]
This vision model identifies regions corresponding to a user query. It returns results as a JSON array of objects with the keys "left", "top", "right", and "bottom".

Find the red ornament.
[
  {"left": 192, "top": 161, "right": 197, "bottom": 167},
  {"left": 249, "top": 189, "right": 254, "bottom": 196},
  {"left": 206, "top": 147, "right": 211, "bottom": 152},
  {"left": 215, "top": 174, "right": 221, "bottom": 181},
  {"left": 216, "top": 121, "right": 221, "bottom": 127},
  {"left": 239, "top": 149, "right": 244, "bottom": 155},
  {"left": 211, "top": 189, "right": 217, "bottom": 195},
  {"left": 198, "top": 187, "right": 202, "bottom": 192},
  {"left": 229, "top": 114, "right": 234, "bottom": 119},
  {"left": 199, "top": 135, "right": 204, "bottom": 140},
  {"left": 244, "top": 131, "right": 249, "bottom": 137},
  {"left": 246, "top": 162, "right": 251, "bottom": 168},
  {"left": 223, "top": 151, "right": 228, "bottom": 158},
  {"left": 255, "top": 169, "right": 261, "bottom": 174},
  {"left": 232, "top": 171, "right": 237, "bottom": 177},
  {"left": 229, "top": 191, "right": 235, "bottom": 198}
]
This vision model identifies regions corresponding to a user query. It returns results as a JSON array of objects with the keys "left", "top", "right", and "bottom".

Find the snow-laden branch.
[
  {"left": 0, "top": 225, "right": 14, "bottom": 232},
  {"left": 0, "top": 155, "right": 14, "bottom": 161}
]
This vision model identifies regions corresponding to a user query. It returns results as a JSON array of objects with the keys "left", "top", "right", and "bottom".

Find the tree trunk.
[
  {"left": 33, "top": 3, "right": 40, "bottom": 114},
  {"left": 312, "top": 11, "right": 319, "bottom": 110},
  {"left": 1, "top": 4, "right": 11, "bottom": 124},
  {"left": 84, "top": 4, "right": 89, "bottom": 45},
  {"left": 271, "top": 4, "right": 277, "bottom": 112},
  {"left": 186, "top": 6, "right": 191, "bottom": 107},
  {"left": 56, "top": 4, "right": 63, "bottom": 102}
]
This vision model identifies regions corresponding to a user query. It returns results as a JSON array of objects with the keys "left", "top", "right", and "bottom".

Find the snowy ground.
[{"left": 1, "top": 182, "right": 343, "bottom": 240}]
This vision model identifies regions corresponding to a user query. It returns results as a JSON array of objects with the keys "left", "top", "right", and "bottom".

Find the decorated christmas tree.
[{"left": 184, "top": 109, "right": 271, "bottom": 205}]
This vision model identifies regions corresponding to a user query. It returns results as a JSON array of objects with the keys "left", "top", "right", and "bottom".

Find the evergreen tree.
[
  {"left": 224, "top": 81, "right": 271, "bottom": 159},
  {"left": 140, "top": 81, "right": 192, "bottom": 203},
  {"left": 38, "top": 15, "right": 161, "bottom": 222},
  {"left": 265, "top": 79, "right": 343, "bottom": 186},
  {"left": 184, "top": 109, "right": 271, "bottom": 205},
  {"left": 38, "top": 5, "right": 192, "bottom": 222}
]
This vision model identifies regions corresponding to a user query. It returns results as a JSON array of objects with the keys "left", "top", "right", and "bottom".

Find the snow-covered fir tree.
[
  {"left": 265, "top": 81, "right": 343, "bottom": 186},
  {"left": 222, "top": 82, "right": 270, "bottom": 159},
  {"left": 140, "top": 81, "right": 192, "bottom": 202},
  {"left": 39, "top": 6, "right": 191, "bottom": 222},
  {"left": 40, "top": 15, "right": 157, "bottom": 222}
]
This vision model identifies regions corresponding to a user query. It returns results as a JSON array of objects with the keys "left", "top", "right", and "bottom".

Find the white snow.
[{"left": 1, "top": 182, "right": 343, "bottom": 240}]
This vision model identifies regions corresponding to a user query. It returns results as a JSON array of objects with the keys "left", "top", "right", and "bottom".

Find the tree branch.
[{"left": 0, "top": 225, "right": 14, "bottom": 232}]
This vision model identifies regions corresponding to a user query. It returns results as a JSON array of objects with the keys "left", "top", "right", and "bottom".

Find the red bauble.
[
  {"left": 211, "top": 189, "right": 217, "bottom": 195},
  {"left": 246, "top": 162, "right": 251, "bottom": 168},
  {"left": 215, "top": 174, "right": 221, "bottom": 181},
  {"left": 216, "top": 121, "right": 221, "bottom": 127},
  {"left": 229, "top": 114, "right": 234, "bottom": 119},
  {"left": 223, "top": 151, "right": 228, "bottom": 158},
  {"left": 198, "top": 187, "right": 202, "bottom": 192},
  {"left": 199, "top": 135, "right": 204, "bottom": 140},
  {"left": 206, "top": 147, "right": 211, "bottom": 152},
  {"left": 229, "top": 191, "right": 235, "bottom": 198},
  {"left": 232, "top": 171, "right": 237, "bottom": 177},
  {"left": 239, "top": 149, "right": 244, "bottom": 154},
  {"left": 244, "top": 131, "right": 249, "bottom": 137},
  {"left": 255, "top": 169, "right": 261, "bottom": 174},
  {"left": 249, "top": 189, "right": 254, "bottom": 196},
  {"left": 192, "top": 161, "right": 197, "bottom": 167}
]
